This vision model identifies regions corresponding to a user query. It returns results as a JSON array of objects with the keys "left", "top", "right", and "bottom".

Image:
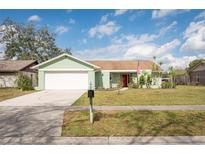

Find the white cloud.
[
  {"left": 88, "top": 21, "right": 120, "bottom": 38},
  {"left": 76, "top": 37, "right": 180, "bottom": 62},
  {"left": 112, "top": 21, "right": 176, "bottom": 45},
  {"left": 112, "top": 33, "right": 158, "bottom": 45},
  {"left": 152, "top": 10, "right": 189, "bottom": 19},
  {"left": 69, "top": 18, "right": 76, "bottom": 24},
  {"left": 100, "top": 14, "right": 109, "bottom": 23},
  {"left": 124, "top": 39, "right": 181, "bottom": 59},
  {"left": 159, "top": 21, "right": 177, "bottom": 36},
  {"left": 128, "top": 10, "right": 144, "bottom": 21},
  {"left": 76, "top": 44, "right": 128, "bottom": 60},
  {"left": 195, "top": 11, "right": 205, "bottom": 20},
  {"left": 114, "top": 9, "right": 128, "bottom": 16},
  {"left": 27, "top": 15, "right": 41, "bottom": 22},
  {"left": 181, "top": 20, "right": 205, "bottom": 52},
  {"left": 55, "top": 26, "right": 69, "bottom": 35},
  {"left": 158, "top": 54, "right": 199, "bottom": 70}
]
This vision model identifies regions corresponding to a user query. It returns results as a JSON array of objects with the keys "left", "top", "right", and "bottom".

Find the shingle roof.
[
  {"left": 87, "top": 60, "right": 161, "bottom": 70},
  {"left": 0, "top": 60, "right": 37, "bottom": 72}
]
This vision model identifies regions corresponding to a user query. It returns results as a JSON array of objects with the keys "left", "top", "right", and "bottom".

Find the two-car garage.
[
  {"left": 32, "top": 53, "right": 99, "bottom": 90},
  {"left": 44, "top": 71, "right": 88, "bottom": 90}
]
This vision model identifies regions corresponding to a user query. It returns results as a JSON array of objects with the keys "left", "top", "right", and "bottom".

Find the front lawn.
[
  {"left": 74, "top": 86, "right": 205, "bottom": 106},
  {"left": 0, "top": 88, "right": 35, "bottom": 102},
  {"left": 62, "top": 110, "right": 205, "bottom": 137}
]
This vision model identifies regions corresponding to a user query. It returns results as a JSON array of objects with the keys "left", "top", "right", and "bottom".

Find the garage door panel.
[{"left": 45, "top": 72, "right": 88, "bottom": 90}]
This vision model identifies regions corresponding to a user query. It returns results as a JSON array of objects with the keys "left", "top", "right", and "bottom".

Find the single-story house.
[
  {"left": 188, "top": 60, "right": 205, "bottom": 85},
  {"left": 32, "top": 53, "right": 162, "bottom": 90},
  {"left": 174, "top": 69, "right": 189, "bottom": 85},
  {"left": 0, "top": 60, "right": 38, "bottom": 87}
]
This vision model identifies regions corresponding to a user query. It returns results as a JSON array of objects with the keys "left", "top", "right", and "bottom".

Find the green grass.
[
  {"left": 0, "top": 88, "right": 35, "bottom": 102},
  {"left": 62, "top": 110, "right": 205, "bottom": 137},
  {"left": 74, "top": 86, "right": 205, "bottom": 106}
]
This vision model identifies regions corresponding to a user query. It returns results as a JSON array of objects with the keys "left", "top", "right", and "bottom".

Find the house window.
[{"left": 196, "top": 74, "right": 200, "bottom": 83}]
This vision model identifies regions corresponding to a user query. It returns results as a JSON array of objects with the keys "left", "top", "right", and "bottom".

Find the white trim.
[
  {"left": 102, "top": 69, "right": 152, "bottom": 72},
  {"left": 31, "top": 53, "right": 100, "bottom": 69},
  {"left": 39, "top": 68, "right": 93, "bottom": 71}
]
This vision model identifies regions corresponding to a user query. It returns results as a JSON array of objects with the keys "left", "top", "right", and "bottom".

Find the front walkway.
[
  {"left": 67, "top": 105, "right": 205, "bottom": 111},
  {"left": 1, "top": 136, "right": 205, "bottom": 144}
]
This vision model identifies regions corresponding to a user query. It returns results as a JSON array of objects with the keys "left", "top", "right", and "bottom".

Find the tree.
[
  {"left": 146, "top": 75, "right": 152, "bottom": 88},
  {"left": 168, "top": 66, "right": 176, "bottom": 87},
  {"left": 188, "top": 59, "right": 204, "bottom": 70},
  {"left": 0, "top": 18, "right": 71, "bottom": 62},
  {"left": 153, "top": 56, "right": 156, "bottom": 62},
  {"left": 62, "top": 48, "right": 72, "bottom": 55},
  {"left": 159, "top": 61, "right": 163, "bottom": 67},
  {"left": 151, "top": 56, "right": 161, "bottom": 77}
]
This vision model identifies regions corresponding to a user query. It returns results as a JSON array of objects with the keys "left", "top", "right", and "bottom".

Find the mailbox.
[{"left": 88, "top": 90, "right": 94, "bottom": 98}]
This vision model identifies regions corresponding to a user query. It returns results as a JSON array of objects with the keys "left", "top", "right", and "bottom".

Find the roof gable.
[
  {"left": 191, "top": 62, "right": 205, "bottom": 72},
  {"left": 32, "top": 53, "right": 100, "bottom": 69}
]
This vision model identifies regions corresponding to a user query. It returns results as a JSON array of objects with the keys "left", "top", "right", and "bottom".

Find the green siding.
[
  {"left": 39, "top": 56, "right": 93, "bottom": 70},
  {"left": 88, "top": 71, "right": 95, "bottom": 90},
  {"left": 37, "top": 70, "right": 44, "bottom": 90},
  {"left": 95, "top": 71, "right": 103, "bottom": 88},
  {"left": 102, "top": 71, "right": 110, "bottom": 89}
]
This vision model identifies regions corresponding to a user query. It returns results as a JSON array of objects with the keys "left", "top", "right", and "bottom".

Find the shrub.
[
  {"left": 128, "top": 77, "right": 134, "bottom": 88},
  {"left": 16, "top": 73, "right": 33, "bottom": 91},
  {"left": 132, "top": 83, "right": 139, "bottom": 89},
  {"left": 161, "top": 82, "right": 176, "bottom": 89},
  {"left": 146, "top": 75, "right": 152, "bottom": 88},
  {"left": 139, "top": 75, "right": 145, "bottom": 88}
]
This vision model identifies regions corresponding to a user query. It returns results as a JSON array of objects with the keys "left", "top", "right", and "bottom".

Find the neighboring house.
[
  {"left": 188, "top": 60, "right": 205, "bottom": 85},
  {"left": 174, "top": 69, "right": 189, "bottom": 85},
  {"left": 32, "top": 53, "right": 162, "bottom": 90},
  {"left": 0, "top": 60, "right": 38, "bottom": 87}
]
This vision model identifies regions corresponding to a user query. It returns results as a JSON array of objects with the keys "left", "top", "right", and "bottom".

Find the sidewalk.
[
  {"left": 67, "top": 105, "right": 205, "bottom": 111},
  {"left": 1, "top": 136, "right": 205, "bottom": 144}
]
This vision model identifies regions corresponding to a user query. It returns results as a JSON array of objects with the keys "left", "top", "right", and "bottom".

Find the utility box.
[{"left": 88, "top": 90, "right": 94, "bottom": 98}]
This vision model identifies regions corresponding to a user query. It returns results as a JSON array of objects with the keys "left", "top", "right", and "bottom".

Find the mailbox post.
[{"left": 88, "top": 89, "right": 94, "bottom": 124}]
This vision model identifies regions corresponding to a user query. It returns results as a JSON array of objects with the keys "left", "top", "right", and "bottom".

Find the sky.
[{"left": 0, "top": 9, "right": 205, "bottom": 70}]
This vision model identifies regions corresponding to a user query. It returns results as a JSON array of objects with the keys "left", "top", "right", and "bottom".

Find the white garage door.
[{"left": 45, "top": 71, "right": 88, "bottom": 90}]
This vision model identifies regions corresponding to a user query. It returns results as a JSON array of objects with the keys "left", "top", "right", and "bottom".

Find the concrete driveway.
[{"left": 0, "top": 90, "right": 85, "bottom": 144}]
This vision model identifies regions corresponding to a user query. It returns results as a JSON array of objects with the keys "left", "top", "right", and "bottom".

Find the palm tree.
[
  {"left": 168, "top": 66, "right": 175, "bottom": 86},
  {"left": 159, "top": 61, "right": 163, "bottom": 67},
  {"left": 153, "top": 56, "right": 156, "bottom": 62},
  {"left": 159, "top": 61, "right": 163, "bottom": 77}
]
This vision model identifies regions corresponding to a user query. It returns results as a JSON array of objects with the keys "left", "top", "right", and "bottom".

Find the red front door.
[{"left": 122, "top": 75, "right": 128, "bottom": 87}]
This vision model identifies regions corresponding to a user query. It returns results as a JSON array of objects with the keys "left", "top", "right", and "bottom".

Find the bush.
[
  {"left": 139, "top": 75, "right": 145, "bottom": 88},
  {"left": 146, "top": 75, "right": 152, "bottom": 88},
  {"left": 132, "top": 83, "right": 139, "bottom": 89},
  {"left": 161, "top": 82, "right": 176, "bottom": 89},
  {"left": 16, "top": 73, "right": 33, "bottom": 91}
]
